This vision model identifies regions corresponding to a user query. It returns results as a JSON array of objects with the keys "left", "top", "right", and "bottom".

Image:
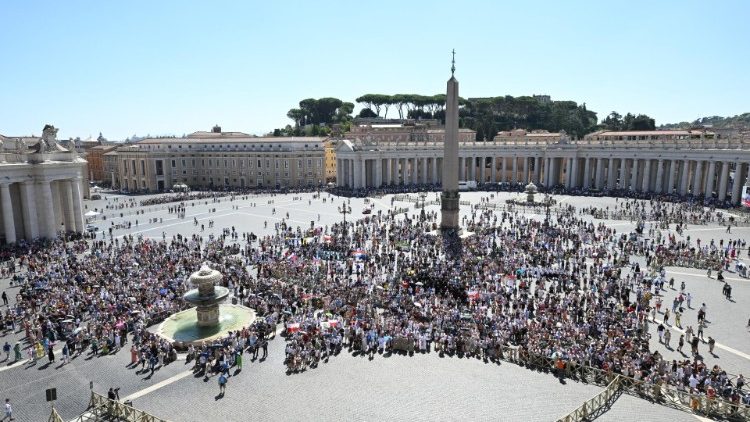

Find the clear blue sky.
[{"left": 1, "top": 0, "right": 748, "bottom": 140}]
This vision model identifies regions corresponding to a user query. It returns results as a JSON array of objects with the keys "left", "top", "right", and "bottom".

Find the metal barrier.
[
  {"left": 65, "top": 391, "right": 169, "bottom": 422},
  {"left": 506, "top": 347, "right": 749, "bottom": 421},
  {"left": 557, "top": 375, "right": 622, "bottom": 422}
]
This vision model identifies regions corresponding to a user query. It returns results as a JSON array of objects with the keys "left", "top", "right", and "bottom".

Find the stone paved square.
[{"left": 1, "top": 190, "right": 749, "bottom": 422}]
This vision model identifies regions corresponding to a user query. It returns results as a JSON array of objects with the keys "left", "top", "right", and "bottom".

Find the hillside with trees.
[
  {"left": 273, "top": 93, "right": 657, "bottom": 140},
  {"left": 659, "top": 113, "right": 750, "bottom": 131}
]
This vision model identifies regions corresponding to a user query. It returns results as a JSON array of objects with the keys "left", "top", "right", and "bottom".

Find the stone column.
[
  {"left": 583, "top": 158, "right": 591, "bottom": 189},
  {"left": 655, "top": 160, "right": 664, "bottom": 193},
  {"left": 642, "top": 160, "right": 651, "bottom": 192},
  {"left": 666, "top": 160, "right": 676, "bottom": 194},
  {"left": 20, "top": 181, "right": 38, "bottom": 240},
  {"left": 595, "top": 158, "right": 604, "bottom": 189},
  {"left": 731, "top": 161, "right": 744, "bottom": 204},
  {"left": 628, "top": 159, "right": 638, "bottom": 191},
  {"left": 394, "top": 159, "right": 400, "bottom": 185},
  {"left": 718, "top": 161, "right": 729, "bottom": 201},
  {"left": 414, "top": 157, "right": 420, "bottom": 184},
  {"left": 432, "top": 157, "right": 439, "bottom": 184},
  {"left": 0, "top": 183, "right": 16, "bottom": 244},
  {"left": 38, "top": 180, "right": 57, "bottom": 239},
  {"left": 511, "top": 157, "right": 518, "bottom": 184},
  {"left": 375, "top": 159, "right": 382, "bottom": 188},
  {"left": 571, "top": 157, "right": 579, "bottom": 188},
  {"left": 71, "top": 179, "right": 84, "bottom": 232},
  {"left": 705, "top": 161, "right": 716, "bottom": 197},
  {"left": 459, "top": 157, "right": 465, "bottom": 181},
  {"left": 533, "top": 157, "right": 540, "bottom": 185},
  {"left": 522, "top": 157, "right": 531, "bottom": 185},
  {"left": 421, "top": 157, "right": 428, "bottom": 184},
  {"left": 62, "top": 180, "right": 76, "bottom": 232},
  {"left": 620, "top": 158, "right": 628, "bottom": 189},
  {"left": 693, "top": 160, "right": 703, "bottom": 196},
  {"left": 679, "top": 159, "right": 690, "bottom": 195}
]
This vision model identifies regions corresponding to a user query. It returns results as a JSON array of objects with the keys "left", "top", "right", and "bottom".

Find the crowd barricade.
[
  {"left": 502, "top": 347, "right": 750, "bottom": 421},
  {"left": 60, "top": 391, "right": 170, "bottom": 422}
]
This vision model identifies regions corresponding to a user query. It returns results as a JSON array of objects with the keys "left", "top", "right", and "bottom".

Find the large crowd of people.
[{"left": 1, "top": 190, "right": 749, "bottom": 416}]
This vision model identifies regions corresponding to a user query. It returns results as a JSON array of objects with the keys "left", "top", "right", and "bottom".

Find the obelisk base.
[{"left": 440, "top": 190, "right": 460, "bottom": 231}]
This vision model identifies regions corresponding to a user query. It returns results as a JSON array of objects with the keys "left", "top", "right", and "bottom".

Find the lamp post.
[
  {"left": 338, "top": 203, "right": 351, "bottom": 241},
  {"left": 417, "top": 192, "right": 428, "bottom": 209}
]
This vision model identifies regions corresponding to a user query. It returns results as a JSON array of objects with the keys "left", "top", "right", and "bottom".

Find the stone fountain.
[
  {"left": 184, "top": 265, "right": 229, "bottom": 327},
  {"left": 525, "top": 181, "right": 538, "bottom": 204},
  {"left": 153, "top": 264, "right": 255, "bottom": 348}
]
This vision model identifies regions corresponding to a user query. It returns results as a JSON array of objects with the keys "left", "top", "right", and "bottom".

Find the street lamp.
[
  {"left": 417, "top": 192, "right": 428, "bottom": 209},
  {"left": 338, "top": 203, "right": 352, "bottom": 240}
]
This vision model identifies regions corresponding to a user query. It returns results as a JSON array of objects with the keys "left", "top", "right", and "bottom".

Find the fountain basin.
[
  {"left": 183, "top": 286, "right": 230, "bottom": 305},
  {"left": 153, "top": 304, "right": 256, "bottom": 347}
]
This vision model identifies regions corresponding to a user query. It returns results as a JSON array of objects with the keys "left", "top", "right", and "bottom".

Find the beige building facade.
[
  {"left": 110, "top": 130, "right": 326, "bottom": 192},
  {"left": 0, "top": 126, "right": 87, "bottom": 244},
  {"left": 336, "top": 129, "right": 750, "bottom": 205}
]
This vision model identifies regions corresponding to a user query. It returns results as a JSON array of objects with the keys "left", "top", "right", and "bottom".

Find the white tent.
[{"left": 84, "top": 210, "right": 100, "bottom": 217}]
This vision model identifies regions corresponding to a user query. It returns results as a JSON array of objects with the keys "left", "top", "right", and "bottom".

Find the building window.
[{"left": 171, "top": 160, "right": 176, "bottom": 168}]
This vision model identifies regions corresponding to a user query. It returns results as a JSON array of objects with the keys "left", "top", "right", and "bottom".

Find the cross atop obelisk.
[{"left": 451, "top": 49, "right": 456, "bottom": 76}]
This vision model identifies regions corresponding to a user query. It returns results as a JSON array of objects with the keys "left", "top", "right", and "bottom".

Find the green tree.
[
  {"left": 358, "top": 108, "right": 378, "bottom": 118},
  {"left": 602, "top": 111, "right": 623, "bottom": 131},
  {"left": 286, "top": 108, "right": 305, "bottom": 127}
]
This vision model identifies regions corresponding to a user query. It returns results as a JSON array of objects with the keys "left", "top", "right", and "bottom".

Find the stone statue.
[
  {"left": 15, "top": 138, "right": 26, "bottom": 153},
  {"left": 40, "top": 124, "right": 59, "bottom": 152},
  {"left": 61, "top": 138, "right": 76, "bottom": 154}
]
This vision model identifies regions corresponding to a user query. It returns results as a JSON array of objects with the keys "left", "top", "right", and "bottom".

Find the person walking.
[
  {"left": 677, "top": 335, "right": 685, "bottom": 353},
  {"left": 708, "top": 337, "right": 716, "bottom": 355},
  {"left": 218, "top": 373, "right": 227, "bottom": 396},
  {"left": 3, "top": 398, "right": 13, "bottom": 421},
  {"left": 235, "top": 349, "right": 242, "bottom": 370},
  {"left": 2, "top": 342, "right": 9, "bottom": 361},
  {"left": 261, "top": 338, "right": 268, "bottom": 359},
  {"left": 47, "top": 344, "right": 55, "bottom": 363},
  {"left": 12, "top": 344, "right": 20, "bottom": 362},
  {"left": 1, "top": 291, "right": 7, "bottom": 306}
]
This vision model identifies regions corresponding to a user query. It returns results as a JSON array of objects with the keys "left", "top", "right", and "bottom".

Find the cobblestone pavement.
[
  {"left": 1, "top": 191, "right": 749, "bottom": 421},
  {"left": 597, "top": 393, "right": 699, "bottom": 422},
  {"left": 133, "top": 335, "right": 604, "bottom": 422}
]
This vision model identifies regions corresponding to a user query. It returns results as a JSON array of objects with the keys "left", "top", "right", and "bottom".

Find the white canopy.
[{"left": 84, "top": 210, "right": 100, "bottom": 217}]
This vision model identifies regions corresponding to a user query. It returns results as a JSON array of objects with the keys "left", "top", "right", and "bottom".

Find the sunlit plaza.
[{"left": 1, "top": 189, "right": 749, "bottom": 421}]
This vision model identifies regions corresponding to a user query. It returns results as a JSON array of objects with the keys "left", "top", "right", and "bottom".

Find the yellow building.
[{"left": 324, "top": 139, "right": 337, "bottom": 183}]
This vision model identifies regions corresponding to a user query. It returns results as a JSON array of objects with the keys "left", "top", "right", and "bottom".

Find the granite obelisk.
[{"left": 440, "top": 50, "right": 460, "bottom": 230}]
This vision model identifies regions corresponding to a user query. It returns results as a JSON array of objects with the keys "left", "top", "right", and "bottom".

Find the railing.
[
  {"left": 507, "top": 347, "right": 749, "bottom": 421},
  {"left": 557, "top": 375, "right": 622, "bottom": 422},
  {"left": 66, "top": 391, "right": 169, "bottom": 422}
]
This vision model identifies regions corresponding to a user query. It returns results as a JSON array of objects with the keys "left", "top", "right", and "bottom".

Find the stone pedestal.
[
  {"left": 440, "top": 190, "right": 460, "bottom": 230},
  {"left": 196, "top": 304, "right": 220, "bottom": 327}
]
